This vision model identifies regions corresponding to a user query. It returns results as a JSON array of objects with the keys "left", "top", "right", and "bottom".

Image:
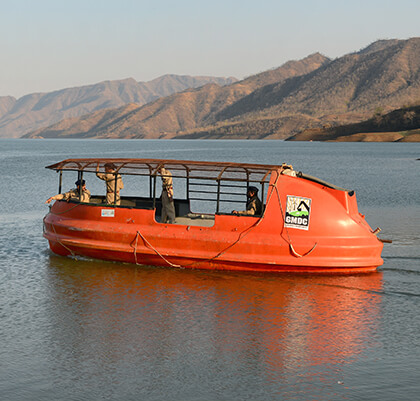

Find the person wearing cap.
[
  {"left": 158, "top": 166, "right": 176, "bottom": 224},
  {"left": 232, "top": 186, "right": 263, "bottom": 216},
  {"left": 45, "top": 179, "right": 91, "bottom": 204},
  {"left": 96, "top": 162, "right": 124, "bottom": 205}
]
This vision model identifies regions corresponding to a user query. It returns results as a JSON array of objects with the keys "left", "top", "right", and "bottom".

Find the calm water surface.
[{"left": 0, "top": 139, "right": 419, "bottom": 400}]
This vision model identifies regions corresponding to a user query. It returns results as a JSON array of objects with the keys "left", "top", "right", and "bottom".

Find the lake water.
[{"left": 0, "top": 139, "right": 419, "bottom": 401}]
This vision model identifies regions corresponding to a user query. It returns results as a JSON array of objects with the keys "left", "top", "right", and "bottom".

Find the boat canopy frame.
[{"left": 46, "top": 158, "right": 285, "bottom": 213}]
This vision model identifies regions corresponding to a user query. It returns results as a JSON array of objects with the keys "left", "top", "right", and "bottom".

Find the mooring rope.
[
  {"left": 130, "top": 176, "right": 280, "bottom": 269},
  {"left": 131, "top": 171, "right": 316, "bottom": 268},
  {"left": 133, "top": 230, "right": 182, "bottom": 268},
  {"left": 132, "top": 206, "right": 266, "bottom": 269},
  {"left": 50, "top": 202, "right": 81, "bottom": 215},
  {"left": 48, "top": 174, "right": 316, "bottom": 266},
  {"left": 48, "top": 218, "right": 77, "bottom": 258},
  {"left": 272, "top": 174, "right": 317, "bottom": 258}
]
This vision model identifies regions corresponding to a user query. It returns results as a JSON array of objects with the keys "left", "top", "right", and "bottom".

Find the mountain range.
[
  {"left": 16, "top": 37, "right": 420, "bottom": 140},
  {"left": 24, "top": 53, "right": 330, "bottom": 139},
  {"left": 0, "top": 75, "right": 237, "bottom": 138}
]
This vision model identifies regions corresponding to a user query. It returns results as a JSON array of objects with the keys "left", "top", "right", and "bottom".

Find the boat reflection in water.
[{"left": 46, "top": 256, "right": 383, "bottom": 393}]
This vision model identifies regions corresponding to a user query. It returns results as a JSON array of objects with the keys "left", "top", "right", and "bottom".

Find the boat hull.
[
  {"left": 47, "top": 236, "right": 379, "bottom": 274},
  {"left": 44, "top": 173, "right": 383, "bottom": 273}
]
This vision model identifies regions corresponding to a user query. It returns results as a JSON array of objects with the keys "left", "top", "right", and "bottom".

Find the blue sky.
[{"left": 1, "top": 0, "right": 419, "bottom": 98}]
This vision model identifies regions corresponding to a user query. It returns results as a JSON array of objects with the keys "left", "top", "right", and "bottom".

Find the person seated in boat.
[
  {"left": 45, "top": 179, "right": 91, "bottom": 204},
  {"left": 158, "top": 166, "right": 175, "bottom": 224},
  {"left": 96, "top": 162, "right": 124, "bottom": 205},
  {"left": 232, "top": 186, "right": 263, "bottom": 216}
]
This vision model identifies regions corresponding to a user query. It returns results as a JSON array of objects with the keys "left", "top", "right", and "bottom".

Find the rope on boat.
[
  {"left": 50, "top": 202, "right": 82, "bottom": 215},
  {"left": 131, "top": 171, "right": 316, "bottom": 268},
  {"left": 271, "top": 174, "right": 318, "bottom": 258},
  {"left": 289, "top": 242, "right": 318, "bottom": 258},
  {"left": 133, "top": 230, "right": 182, "bottom": 268},
  {"left": 49, "top": 219, "right": 78, "bottom": 259},
  {"left": 132, "top": 211, "right": 265, "bottom": 269},
  {"left": 45, "top": 205, "right": 79, "bottom": 257},
  {"left": 48, "top": 176, "right": 316, "bottom": 265},
  {"left": 46, "top": 202, "right": 88, "bottom": 259},
  {"left": 131, "top": 178, "right": 277, "bottom": 269}
]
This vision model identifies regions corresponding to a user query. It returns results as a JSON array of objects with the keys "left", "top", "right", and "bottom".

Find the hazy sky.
[{"left": 1, "top": 0, "right": 419, "bottom": 98}]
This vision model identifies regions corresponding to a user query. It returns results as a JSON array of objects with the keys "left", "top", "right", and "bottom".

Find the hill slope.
[
  {"left": 26, "top": 53, "right": 330, "bottom": 139},
  {"left": 218, "top": 37, "right": 420, "bottom": 120},
  {"left": 181, "top": 37, "right": 420, "bottom": 140},
  {"left": 286, "top": 104, "right": 420, "bottom": 142},
  {"left": 0, "top": 75, "right": 236, "bottom": 138}
]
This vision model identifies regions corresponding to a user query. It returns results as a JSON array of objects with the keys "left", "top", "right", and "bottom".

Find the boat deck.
[{"left": 79, "top": 196, "right": 217, "bottom": 227}]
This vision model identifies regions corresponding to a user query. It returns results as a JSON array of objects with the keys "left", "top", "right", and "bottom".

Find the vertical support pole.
[
  {"left": 79, "top": 171, "right": 84, "bottom": 200},
  {"left": 114, "top": 173, "right": 118, "bottom": 205},
  {"left": 216, "top": 179, "right": 221, "bottom": 214},
  {"left": 58, "top": 170, "right": 63, "bottom": 194},
  {"left": 152, "top": 174, "right": 156, "bottom": 209},
  {"left": 149, "top": 173, "right": 152, "bottom": 198},
  {"left": 261, "top": 182, "right": 265, "bottom": 210},
  {"left": 186, "top": 169, "right": 190, "bottom": 199}
]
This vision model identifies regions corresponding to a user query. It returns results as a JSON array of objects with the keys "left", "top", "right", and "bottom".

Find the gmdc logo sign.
[{"left": 284, "top": 196, "right": 311, "bottom": 230}]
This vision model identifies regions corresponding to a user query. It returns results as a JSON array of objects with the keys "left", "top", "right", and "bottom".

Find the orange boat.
[{"left": 43, "top": 158, "right": 384, "bottom": 273}]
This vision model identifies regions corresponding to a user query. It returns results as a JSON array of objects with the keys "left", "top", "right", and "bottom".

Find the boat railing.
[{"left": 46, "top": 158, "right": 279, "bottom": 216}]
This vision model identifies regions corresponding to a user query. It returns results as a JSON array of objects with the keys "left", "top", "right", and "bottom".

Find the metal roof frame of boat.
[{"left": 46, "top": 158, "right": 285, "bottom": 183}]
